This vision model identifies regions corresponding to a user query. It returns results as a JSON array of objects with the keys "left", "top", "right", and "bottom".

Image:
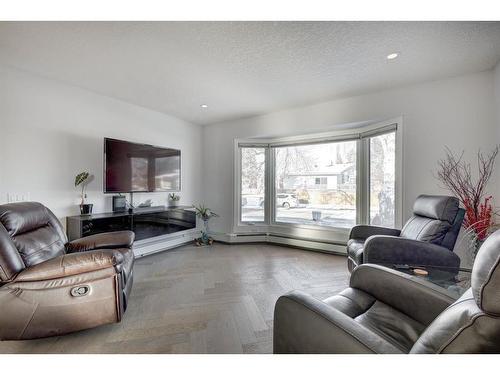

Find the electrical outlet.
[{"left": 6, "top": 192, "right": 31, "bottom": 203}]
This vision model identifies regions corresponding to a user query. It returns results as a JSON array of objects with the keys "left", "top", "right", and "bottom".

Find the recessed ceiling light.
[
  {"left": 386, "top": 52, "right": 399, "bottom": 60},
  {"left": 200, "top": 104, "right": 208, "bottom": 108}
]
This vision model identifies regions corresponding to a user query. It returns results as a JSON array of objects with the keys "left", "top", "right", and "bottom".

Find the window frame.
[{"left": 233, "top": 118, "right": 403, "bottom": 239}]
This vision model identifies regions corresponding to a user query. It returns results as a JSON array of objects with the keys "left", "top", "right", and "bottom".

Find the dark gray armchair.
[
  {"left": 274, "top": 229, "right": 500, "bottom": 353},
  {"left": 347, "top": 195, "right": 465, "bottom": 272}
]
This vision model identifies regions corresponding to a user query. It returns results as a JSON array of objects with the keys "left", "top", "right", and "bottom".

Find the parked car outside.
[
  {"left": 276, "top": 193, "right": 299, "bottom": 209},
  {"left": 242, "top": 194, "right": 265, "bottom": 207}
]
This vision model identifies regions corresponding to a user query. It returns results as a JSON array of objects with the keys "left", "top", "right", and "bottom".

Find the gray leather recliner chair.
[
  {"left": 347, "top": 195, "right": 465, "bottom": 272},
  {"left": 274, "top": 229, "right": 500, "bottom": 353},
  {"left": 0, "top": 202, "right": 135, "bottom": 340}
]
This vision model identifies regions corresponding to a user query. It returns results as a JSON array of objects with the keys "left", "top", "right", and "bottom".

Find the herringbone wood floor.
[{"left": 0, "top": 242, "right": 349, "bottom": 354}]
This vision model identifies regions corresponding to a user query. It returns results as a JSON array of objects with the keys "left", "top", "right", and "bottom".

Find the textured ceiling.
[{"left": 1, "top": 21, "right": 500, "bottom": 125}]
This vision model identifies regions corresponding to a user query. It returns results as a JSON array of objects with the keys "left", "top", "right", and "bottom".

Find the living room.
[{"left": 1, "top": 0, "right": 500, "bottom": 372}]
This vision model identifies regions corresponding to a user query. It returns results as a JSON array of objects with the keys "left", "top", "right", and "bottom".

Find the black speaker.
[{"left": 112, "top": 196, "right": 127, "bottom": 212}]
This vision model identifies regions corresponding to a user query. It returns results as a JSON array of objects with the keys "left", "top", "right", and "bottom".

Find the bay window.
[
  {"left": 240, "top": 147, "right": 267, "bottom": 222},
  {"left": 369, "top": 131, "right": 396, "bottom": 227},
  {"left": 274, "top": 140, "right": 357, "bottom": 228},
  {"left": 235, "top": 121, "right": 401, "bottom": 233}
]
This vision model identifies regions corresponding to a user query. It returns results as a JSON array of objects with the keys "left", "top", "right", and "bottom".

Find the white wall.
[
  {"left": 202, "top": 71, "right": 498, "bottom": 243},
  {"left": 0, "top": 65, "right": 203, "bottom": 223},
  {"left": 494, "top": 61, "right": 500, "bottom": 195}
]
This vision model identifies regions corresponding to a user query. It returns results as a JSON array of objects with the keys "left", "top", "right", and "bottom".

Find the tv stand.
[
  {"left": 66, "top": 206, "right": 196, "bottom": 244},
  {"left": 129, "top": 205, "right": 166, "bottom": 214}
]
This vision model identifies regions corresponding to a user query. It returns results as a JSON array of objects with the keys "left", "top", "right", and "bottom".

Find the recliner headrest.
[
  {"left": 0, "top": 202, "right": 51, "bottom": 236},
  {"left": 413, "top": 195, "right": 459, "bottom": 223},
  {"left": 472, "top": 230, "right": 500, "bottom": 315}
]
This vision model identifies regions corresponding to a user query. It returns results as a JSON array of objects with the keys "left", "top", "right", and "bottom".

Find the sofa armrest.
[
  {"left": 350, "top": 264, "right": 455, "bottom": 326},
  {"left": 14, "top": 250, "right": 124, "bottom": 282},
  {"left": 364, "top": 235, "right": 461, "bottom": 269},
  {"left": 349, "top": 225, "right": 401, "bottom": 241},
  {"left": 273, "top": 290, "right": 404, "bottom": 354},
  {"left": 66, "top": 231, "right": 135, "bottom": 253}
]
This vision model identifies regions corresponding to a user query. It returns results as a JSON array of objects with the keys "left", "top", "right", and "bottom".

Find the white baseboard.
[
  {"left": 211, "top": 232, "right": 347, "bottom": 255},
  {"left": 132, "top": 229, "right": 347, "bottom": 258},
  {"left": 133, "top": 228, "right": 201, "bottom": 258}
]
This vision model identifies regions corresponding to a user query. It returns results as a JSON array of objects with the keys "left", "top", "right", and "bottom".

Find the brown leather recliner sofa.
[{"left": 0, "top": 202, "right": 135, "bottom": 340}]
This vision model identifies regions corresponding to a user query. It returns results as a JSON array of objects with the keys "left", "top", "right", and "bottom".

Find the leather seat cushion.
[
  {"left": 323, "top": 287, "right": 425, "bottom": 353},
  {"left": 400, "top": 216, "right": 451, "bottom": 246},
  {"left": 11, "top": 226, "right": 66, "bottom": 267},
  {"left": 413, "top": 195, "right": 459, "bottom": 223},
  {"left": 0, "top": 202, "right": 51, "bottom": 236},
  {"left": 354, "top": 300, "right": 425, "bottom": 353},
  {"left": 347, "top": 239, "right": 365, "bottom": 266},
  {"left": 323, "top": 288, "right": 375, "bottom": 318}
]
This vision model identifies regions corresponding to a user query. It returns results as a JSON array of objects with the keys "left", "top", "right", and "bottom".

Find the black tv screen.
[{"left": 104, "top": 138, "right": 181, "bottom": 193}]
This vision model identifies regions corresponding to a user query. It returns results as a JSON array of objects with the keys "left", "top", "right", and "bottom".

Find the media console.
[{"left": 66, "top": 206, "right": 197, "bottom": 253}]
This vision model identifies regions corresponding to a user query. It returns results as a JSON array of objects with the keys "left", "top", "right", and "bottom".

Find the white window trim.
[{"left": 233, "top": 117, "right": 404, "bottom": 244}]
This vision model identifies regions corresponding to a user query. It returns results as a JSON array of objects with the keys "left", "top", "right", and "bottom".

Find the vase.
[
  {"left": 200, "top": 219, "right": 212, "bottom": 245},
  {"left": 80, "top": 204, "right": 93, "bottom": 215}
]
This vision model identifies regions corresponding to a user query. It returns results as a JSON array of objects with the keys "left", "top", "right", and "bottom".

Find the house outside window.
[{"left": 235, "top": 120, "right": 402, "bottom": 238}]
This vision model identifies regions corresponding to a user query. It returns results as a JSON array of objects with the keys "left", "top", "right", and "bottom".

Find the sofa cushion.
[
  {"left": 400, "top": 216, "right": 451, "bottom": 246},
  {"left": 323, "top": 286, "right": 425, "bottom": 353},
  {"left": 11, "top": 225, "right": 66, "bottom": 267},
  {"left": 0, "top": 202, "right": 51, "bottom": 236},
  {"left": 323, "top": 288, "right": 375, "bottom": 318},
  {"left": 413, "top": 195, "right": 459, "bottom": 223},
  {"left": 355, "top": 300, "right": 425, "bottom": 353}
]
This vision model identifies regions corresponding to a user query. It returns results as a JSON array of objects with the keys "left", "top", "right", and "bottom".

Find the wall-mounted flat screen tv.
[{"left": 104, "top": 138, "right": 181, "bottom": 193}]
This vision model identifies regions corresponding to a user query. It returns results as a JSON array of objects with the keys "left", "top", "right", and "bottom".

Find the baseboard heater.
[
  {"left": 212, "top": 232, "right": 347, "bottom": 256},
  {"left": 133, "top": 228, "right": 201, "bottom": 257}
]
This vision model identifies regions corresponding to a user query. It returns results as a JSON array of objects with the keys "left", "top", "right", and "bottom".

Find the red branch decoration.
[{"left": 436, "top": 146, "right": 499, "bottom": 245}]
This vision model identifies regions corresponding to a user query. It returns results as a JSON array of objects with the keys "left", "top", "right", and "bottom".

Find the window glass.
[
  {"left": 369, "top": 132, "right": 396, "bottom": 227},
  {"left": 241, "top": 147, "right": 266, "bottom": 222},
  {"left": 274, "top": 141, "right": 357, "bottom": 228}
]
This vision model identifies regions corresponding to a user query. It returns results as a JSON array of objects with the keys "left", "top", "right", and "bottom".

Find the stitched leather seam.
[
  {"left": 478, "top": 252, "right": 500, "bottom": 310},
  {"left": 401, "top": 216, "right": 416, "bottom": 234},
  {"left": 8, "top": 273, "right": 116, "bottom": 291},
  {"left": 16, "top": 253, "right": 118, "bottom": 282},
  {"left": 0, "top": 264, "right": 8, "bottom": 280},
  {"left": 437, "top": 312, "right": 483, "bottom": 353},
  {"left": 339, "top": 292, "right": 376, "bottom": 316},
  {"left": 354, "top": 309, "right": 412, "bottom": 353},
  {"left": 414, "top": 219, "right": 433, "bottom": 241},
  {"left": 440, "top": 197, "right": 451, "bottom": 222},
  {"left": 285, "top": 294, "right": 396, "bottom": 353},
  {"left": 19, "top": 301, "right": 39, "bottom": 339},
  {"left": 11, "top": 221, "right": 51, "bottom": 237},
  {"left": 19, "top": 239, "right": 63, "bottom": 259}
]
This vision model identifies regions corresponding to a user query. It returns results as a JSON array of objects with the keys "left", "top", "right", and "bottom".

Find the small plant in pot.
[
  {"left": 193, "top": 204, "right": 219, "bottom": 246},
  {"left": 75, "top": 171, "right": 93, "bottom": 215},
  {"left": 168, "top": 192, "right": 180, "bottom": 207}
]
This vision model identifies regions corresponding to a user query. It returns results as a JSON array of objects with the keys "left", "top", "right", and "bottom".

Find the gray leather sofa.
[
  {"left": 348, "top": 195, "right": 464, "bottom": 272},
  {"left": 274, "top": 229, "right": 500, "bottom": 353}
]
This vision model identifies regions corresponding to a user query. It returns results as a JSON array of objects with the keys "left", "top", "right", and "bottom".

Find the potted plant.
[
  {"left": 168, "top": 192, "right": 180, "bottom": 207},
  {"left": 75, "top": 171, "right": 93, "bottom": 215},
  {"left": 436, "top": 146, "right": 499, "bottom": 260},
  {"left": 193, "top": 204, "right": 219, "bottom": 246}
]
